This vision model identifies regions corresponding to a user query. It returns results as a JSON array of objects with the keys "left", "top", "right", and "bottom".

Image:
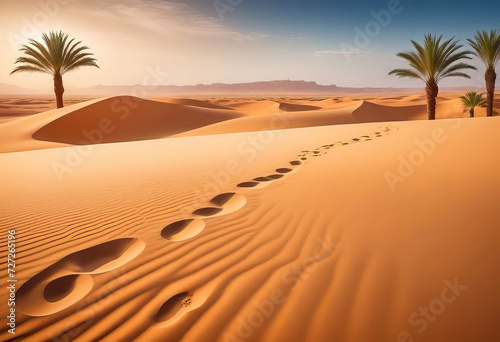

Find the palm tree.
[
  {"left": 389, "top": 34, "right": 476, "bottom": 120},
  {"left": 10, "top": 31, "right": 99, "bottom": 108},
  {"left": 460, "top": 91, "right": 487, "bottom": 117},
  {"left": 467, "top": 30, "right": 500, "bottom": 117}
]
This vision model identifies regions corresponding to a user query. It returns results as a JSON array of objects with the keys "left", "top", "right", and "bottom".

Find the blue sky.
[
  {"left": 208, "top": 0, "right": 500, "bottom": 56},
  {"left": 205, "top": 0, "right": 499, "bottom": 38},
  {"left": 2, "top": 0, "right": 499, "bottom": 89}
]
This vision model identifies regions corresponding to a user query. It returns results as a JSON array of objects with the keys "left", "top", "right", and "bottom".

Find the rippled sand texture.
[{"left": 1, "top": 94, "right": 499, "bottom": 341}]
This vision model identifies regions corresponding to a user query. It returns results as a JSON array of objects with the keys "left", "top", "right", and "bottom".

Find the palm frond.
[
  {"left": 19, "top": 44, "right": 53, "bottom": 74},
  {"left": 388, "top": 68, "right": 424, "bottom": 81},
  {"left": 10, "top": 65, "right": 48, "bottom": 74},
  {"left": 63, "top": 57, "right": 100, "bottom": 73},
  {"left": 467, "top": 30, "right": 500, "bottom": 70},
  {"left": 13, "top": 56, "right": 52, "bottom": 74},
  {"left": 437, "top": 63, "right": 477, "bottom": 81},
  {"left": 10, "top": 30, "right": 99, "bottom": 77},
  {"left": 460, "top": 91, "right": 487, "bottom": 109},
  {"left": 442, "top": 72, "right": 472, "bottom": 79},
  {"left": 389, "top": 34, "right": 475, "bottom": 84}
]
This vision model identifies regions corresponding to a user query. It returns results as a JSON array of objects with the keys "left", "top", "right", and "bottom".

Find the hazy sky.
[{"left": 1, "top": 0, "right": 499, "bottom": 89}]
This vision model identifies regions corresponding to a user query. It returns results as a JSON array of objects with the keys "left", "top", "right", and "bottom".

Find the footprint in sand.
[
  {"left": 237, "top": 167, "right": 296, "bottom": 189},
  {"left": 276, "top": 168, "right": 295, "bottom": 174},
  {"left": 237, "top": 174, "right": 285, "bottom": 188},
  {"left": 192, "top": 207, "right": 224, "bottom": 216},
  {"left": 237, "top": 181, "right": 261, "bottom": 188},
  {"left": 155, "top": 292, "right": 192, "bottom": 323},
  {"left": 154, "top": 127, "right": 395, "bottom": 326},
  {"left": 162, "top": 193, "right": 247, "bottom": 241},
  {"left": 153, "top": 283, "right": 215, "bottom": 329},
  {"left": 267, "top": 174, "right": 285, "bottom": 179},
  {"left": 237, "top": 138, "right": 379, "bottom": 191},
  {"left": 171, "top": 166, "right": 302, "bottom": 241},
  {"left": 162, "top": 219, "right": 206, "bottom": 241},
  {"left": 254, "top": 176, "right": 274, "bottom": 182},
  {"left": 17, "top": 238, "right": 145, "bottom": 316},
  {"left": 290, "top": 127, "right": 393, "bottom": 162},
  {"left": 164, "top": 126, "right": 394, "bottom": 243},
  {"left": 196, "top": 193, "right": 247, "bottom": 218}
]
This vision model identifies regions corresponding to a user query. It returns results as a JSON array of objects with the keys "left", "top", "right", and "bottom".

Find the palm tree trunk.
[
  {"left": 54, "top": 73, "right": 65, "bottom": 108},
  {"left": 485, "top": 68, "right": 496, "bottom": 117},
  {"left": 470, "top": 108, "right": 474, "bottom": 118},
  {"left": 425, "top": 81, "right": 439, "bottom": 120}
]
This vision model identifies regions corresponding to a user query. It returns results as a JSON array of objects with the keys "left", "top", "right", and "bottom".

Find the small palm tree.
[
  {"left": 10, "top": 31, "right": 99, "bottom": 108},
  {"left": 467, "top": 30, "right": 500, "bottom": 117},
  {"left": 460, "top": 91, "right": 487, "bottom": 117},
  {"left": 389, "top": 34, "right": 476, "bottom": 120}
]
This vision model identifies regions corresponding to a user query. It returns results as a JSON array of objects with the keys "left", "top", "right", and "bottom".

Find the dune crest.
[
  {"left": 1, "top": 94, "right": 492, "bottom": 153},
  {"left": 32, "top": 96, "right": 243, "bottom": 145},
  {"left": 151, "top": 98, "right": 236, "bottom": 111},
  {"left": 0, "top": 96, "right": 246, "bottom": 152}
]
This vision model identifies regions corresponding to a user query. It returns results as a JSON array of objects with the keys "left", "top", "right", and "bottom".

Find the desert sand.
[
  {"left": 1, "top": 94, "right": 499, "bottom": 341},
  {"left": 0, "top": 97, "right": 93, "bottom": 123}
]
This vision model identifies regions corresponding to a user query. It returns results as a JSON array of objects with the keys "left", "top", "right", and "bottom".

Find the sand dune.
[
  {"left": 1, "top": 115, "right": 499, "bottom": 341},
  {"left": 174, "top": 97, "right": 489, "bottom": 138},
  {"left": 1, "top": 93, "right": 497, "bottom": 153},
  {"left": 0, "top": 96, "right": 243, "bottom": 153},
  {"left": 278, "top": 102, "right": 323, "bottom": 112},
  {"left": 352, "top": 101, "right": 424, "bottom": 121},
  {"left": 173, "top": 100, "right": 432, "bottom": 138},
  {"left": 33, "top": 96, "right": 243, "bottom": 145},
  {"left": 151, "top": 98, "right": 237, "bottom": 111},
  {"left": 224, "top": 100, "right": 282, "bottom": 115},
  {"left": 173, "top": 103, "right": 363, "bottom": 137},
  {"left": 225, "top": 99, "right": 328, "bottom": 114}
]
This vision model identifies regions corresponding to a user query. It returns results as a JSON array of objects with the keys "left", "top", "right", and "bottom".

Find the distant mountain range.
[{"left": 0, "top": 80, "right": 482, "bottom": 97}]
